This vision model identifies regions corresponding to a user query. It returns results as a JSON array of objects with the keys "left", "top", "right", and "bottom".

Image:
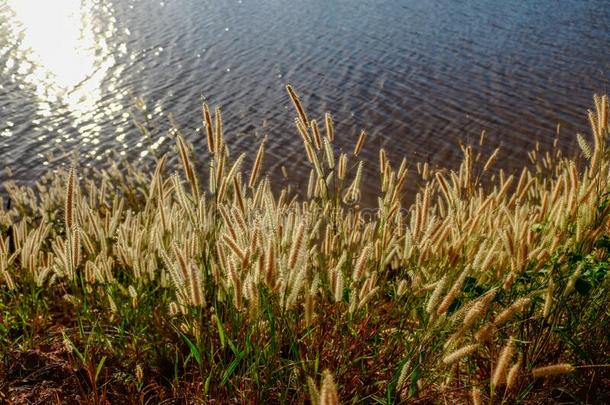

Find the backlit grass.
[{"left": 0, "top": 88, "right": 609, "bottom": 404}]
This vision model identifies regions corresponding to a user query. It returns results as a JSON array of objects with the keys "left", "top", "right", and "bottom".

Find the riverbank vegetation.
[{"left": 0, "top": 88, "right": 609, "bottom": 403}]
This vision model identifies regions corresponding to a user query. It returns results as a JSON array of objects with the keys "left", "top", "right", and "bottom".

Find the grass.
[{"left": 0, "top": 86, "right": 609, "bottom": 404}]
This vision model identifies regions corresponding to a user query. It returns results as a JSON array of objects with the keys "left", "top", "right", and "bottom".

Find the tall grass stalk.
[{"left": 0, "top": 90, "right": 608, "bottom": 403}]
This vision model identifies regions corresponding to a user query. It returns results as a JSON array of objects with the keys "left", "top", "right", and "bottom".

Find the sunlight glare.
[{"left": 6, "top": 0, "right": 117, "bottom": 144}]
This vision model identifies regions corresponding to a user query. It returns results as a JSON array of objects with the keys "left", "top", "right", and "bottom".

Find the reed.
[
  {"left": 0, "top": 87, "right": 608, "bottom": 403},
  {"left": 248, "top": 136, "right": 266, "bottom": 188},
  {"left": 442, "top": 344, "right": 478, "bottom": 365},
  {"left": 354, "top": 129, "right": 367, "bottom": 157},
  {"left": 505, "top": 358, "right": 521, "bottom": 392},
  {"left": 492, "top": 337, "right": 514, "bottom": 387},
  {"left": 320, "top": 370, "right": 340, "bottom": 405},
  {"left": 532, "top": 363, "right": 574, "bottom": 378},
  {"left": 203, "top": 103, "right": 215, "bottom": 154}
]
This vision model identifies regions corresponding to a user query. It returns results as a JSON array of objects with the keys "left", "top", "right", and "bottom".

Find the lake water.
[{"left": 1, "top": 0, "right": 609, "bottom": 201}]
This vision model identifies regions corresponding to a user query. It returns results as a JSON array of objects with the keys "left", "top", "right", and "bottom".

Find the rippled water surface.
[{"left": 1, "top": 0, "right": 609, "bottom": 198}]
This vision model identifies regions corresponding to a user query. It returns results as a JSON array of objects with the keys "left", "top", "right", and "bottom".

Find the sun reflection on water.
[{"left": 5, "top": 0, "right": 121, "bottom": 156}]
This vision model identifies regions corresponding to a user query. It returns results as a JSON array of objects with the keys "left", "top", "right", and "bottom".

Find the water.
[{"left": 1, "top": 0, "right": 609, "bottom": 201}]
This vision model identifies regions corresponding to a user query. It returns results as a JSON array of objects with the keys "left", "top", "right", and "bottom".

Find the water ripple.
[{"left": 0, "top": 0, "right": 608, "bottom": 202}]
